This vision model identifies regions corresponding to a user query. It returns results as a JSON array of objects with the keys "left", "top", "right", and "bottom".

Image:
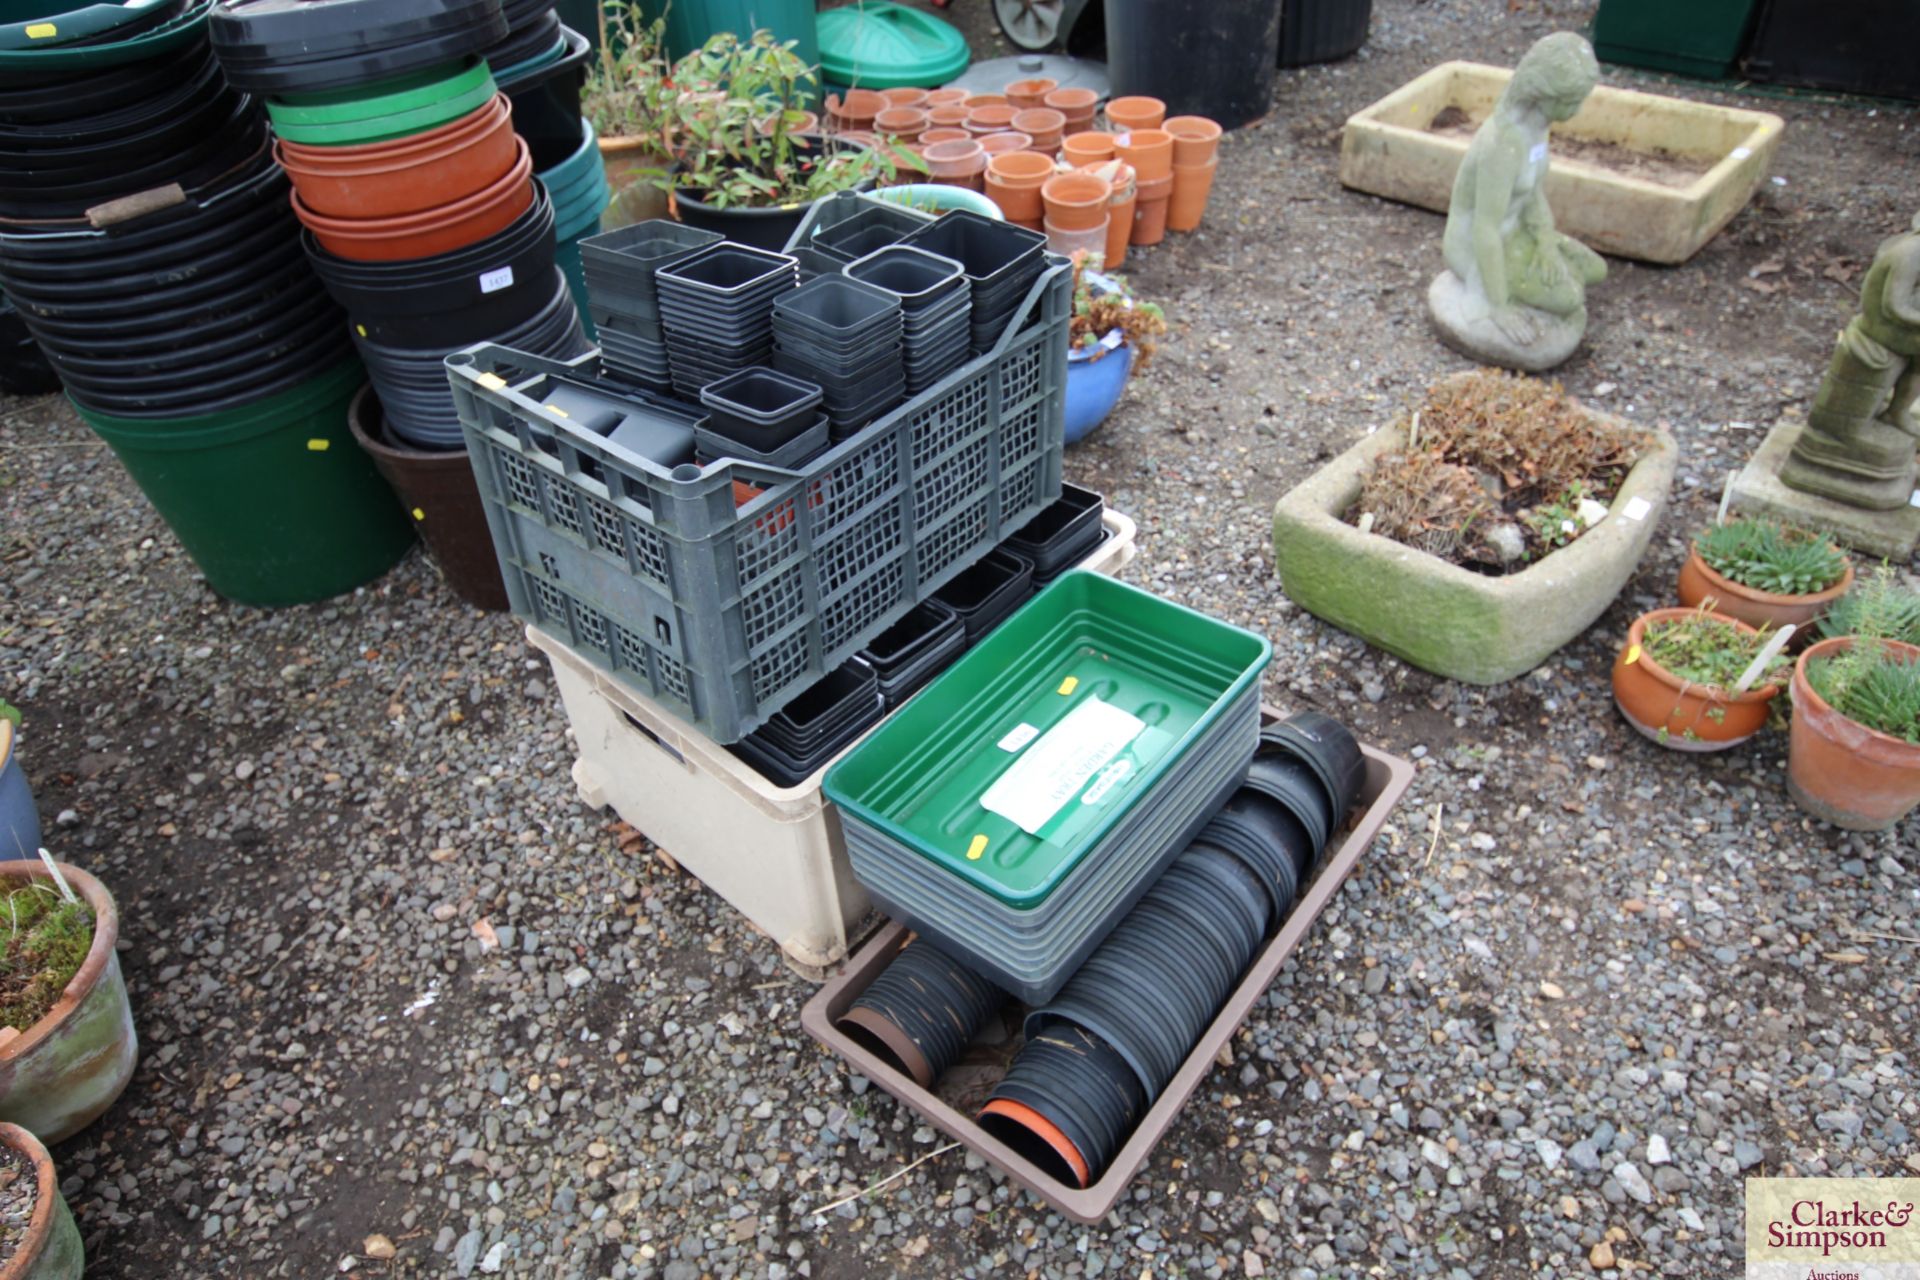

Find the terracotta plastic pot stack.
[
  {"left": 1062, "top": 131, "right": 1118, "bottom": 169},
  {"left": 1011, "top": 107, "right": 1066, "bottom": 157},
  {"left": 1164, "top": 115, "right": 1222, "bottom": 232},
  {"left": 985, "top": 150, "right": 1054, "bottom": 228},
  {"left": 1045, "top": 86, "right": 1099, "bottom": 135}
]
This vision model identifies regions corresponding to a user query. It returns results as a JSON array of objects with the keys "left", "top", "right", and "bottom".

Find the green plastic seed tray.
[{"left": 825, "top": 571, "right": 1271, "bottom": 910}]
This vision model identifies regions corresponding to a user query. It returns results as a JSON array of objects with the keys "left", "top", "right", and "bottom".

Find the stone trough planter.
[
  {"left": 1270, "top": 404, "right": 1679, "bottom": 685},
  {"left": 1338, "top": 60, "right": 1783, "bottom": 264}
]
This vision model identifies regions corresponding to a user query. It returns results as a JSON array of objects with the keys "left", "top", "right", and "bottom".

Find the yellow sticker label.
[
  {"left": 307, "top": 438, "right": 330, "bottom": 452},
  {"left": 544, "top": 405, "right": 568, "bottom": 417},
  {"left": 1057, "top": 676, "right": 1079, "bottom": 696},
  {"left": 966, "top": 834, "right": 988, "bottom": 861},
  {"left": 355, "top": 323, "right": 367, "bottom": 337},
  {"left": 1624, "top": 643, "right": 1642, "bottom": 665},
  {"left": 25, "top": 22, "right": 56, "bottom": 37},
  {"left": 476, "top": 372, "right": 507, "bottom": 390},
  {"left": 411, "top": 507, "right": 426, "bottom": 521}
]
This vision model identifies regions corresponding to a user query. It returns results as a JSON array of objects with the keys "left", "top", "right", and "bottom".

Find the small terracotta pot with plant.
[
  {"left": 0, "top": 860, "right": 137, "bottom": 1145},
  {"left": 0, "top": 1121, "right": 85, "bottom": 1278},
  {"left": 1611, "top": 606, "right": 1789, "bottom": 751},
  {"left": 1788, "top": 632, "right": 1920, "bottom": 831},
  {"left": 1677, "top": 515, "right": 1853, "bottom": 635}
]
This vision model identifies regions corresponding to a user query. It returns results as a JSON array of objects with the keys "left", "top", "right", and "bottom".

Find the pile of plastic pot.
[
  {"left": 0, "top": 1, "right": 414, "bottom": 607},
  {"left": 212, "top": 0, "right": 600, "bottom": 609}
]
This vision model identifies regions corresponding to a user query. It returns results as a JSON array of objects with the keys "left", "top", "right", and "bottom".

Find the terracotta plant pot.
[
  {"left": 758, "top": 109, "right": 820, "bottom": 137},
  {"left": 920, "top": 127, "right": 971, "bottom": 145},
  {"left": 1114, "top": 128, "right": 1173, "bottom": 181},
  {"left": 1045, "top": 86, "right": 1099, "bottom": 134},
  {"left": 274, "top": 94, "right": 517, "bottom": 219},
  {"left": 1105, "top": 95, "right": 1166, "bottom": 132},
  {"left": 966, "top": 104, "right": 1020, "bottom": 136},
  {"left": 978, "top": 131, "right": 1032, "bottom": 157},
  {"left": 1676, "top": 545, "right": 1854, "bottom": 636},
  {"left": 0, "top": 861, "right": 138, "bottom": 1144},
  {"left": 874, "top": 107, "right": 927, "bottom": 142},
  {"left": 1131, "top": 171, "right": 1173, "bottom": 246},
  {"left": 1610, "top": 608, "right": 1781, "bottom": 751},
  {"left": 1787, "top": 637, "right": 1920, "bottom": 830},
  {"left": 597, "top": 134, "right": 672, "bottom": 226},
  {"left": 922, "top": 138, "right": 987, "bottom": 191},
  {"left": 881, "top": 88, "right": 928, "bottom": 109},
  {"left": 294, "top": 138, "right": 534, "bottom": 261},
  {"left": 1104, "top": 164, "right": 1137, "bottom": 268},
  {"left": 832, "top": 89, "right": 885, "bottom": 132},
  {"left": 1011, "top": 107, "right": 1065, "bottom": 154},
  {"left": 1041, "top": 170, "right": 1111, "bottom": 232},
  {"left": 1163, "top": 115, "right": 1223, "bottom": 167},
  {"left": 1061, "top": 131, "right": 1117, "bottom": 168},
  {"left": 964, "top": 93, "right": 1008, "bottom": 109},
  {"left": 985, "top": 149, "right": 1053, "bottom": 222},
  {"left": 925, "top": 88, "right": 968, "bottom": 107},
  {"left": 927, "top": 104, "right": 970, "bottom": 130},
  {"left": 0, "top": 1123, "right": 84, "bottom": 1277},
  {"left": 1044, "top": 219, "right": 1107, "bottom": 258},
  {"left": 1005, "top": 77, "right": 1058, "bottom": 111},
  {"left": 1168, "top": 156, "right": 1217, "bottom": 232}
]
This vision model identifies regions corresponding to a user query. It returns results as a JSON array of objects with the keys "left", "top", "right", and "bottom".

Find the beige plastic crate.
[
  {"left": 1339, "top": 60, "right": 1783, "bottom": 264},
  {"left": 532, "top": 510, "right": 1139, "bottom": 977}
]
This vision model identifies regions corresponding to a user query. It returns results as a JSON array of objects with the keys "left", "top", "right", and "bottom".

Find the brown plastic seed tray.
[{"left": 801, "top": 712, "right": 1416, "bottom": 1224}]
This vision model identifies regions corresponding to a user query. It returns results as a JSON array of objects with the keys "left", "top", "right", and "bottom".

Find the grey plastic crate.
[{"left": 446, "top": 232, "right": 1069, "bottom": 745}]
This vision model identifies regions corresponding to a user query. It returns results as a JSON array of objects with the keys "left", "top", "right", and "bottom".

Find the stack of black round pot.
[
  {"left": 0, "top": 292, "right": 58, "bottom": 397},
  {"left": 209, "top": 0, "right": 508, "bottom": 96},
  {"left": 981, "top": 711, "right": 1366, "bottom": 1189},
  {"left": 837, "top": 938, "right": 1004, "bottom": 1088},
  {"left": 0, "top": 3, "right": 266, "bottom": 223},
  {"left": 482, "top": 0, "right": 560, "bottom": 82}
]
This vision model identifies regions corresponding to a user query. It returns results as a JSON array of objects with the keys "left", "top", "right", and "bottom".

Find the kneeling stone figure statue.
[{"left": 1429, "top": 32, "right": 1607, "bottom": 372}]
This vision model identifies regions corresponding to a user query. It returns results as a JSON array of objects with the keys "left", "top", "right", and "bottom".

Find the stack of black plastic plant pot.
[
  {"left": 933, "top": 548, "right": 1035, "bottom": 645},
  {"left": 695, "top": 367, "right": 828, "bottom": 469},
  {"left": 580, "top": 220, "right": 723, "bottom": 392},
  {"left": 770, "top": 274, "right": 906, "bottom": 441},
  {"left": 654, "top": 243, "right": 800, "bottom": 400},
  {"left": 0, "top": 292, "right": 58, "bottom": 397},
  {"left": 977, "top": 712, "right": 1367, "bottom": 1189},
  {"left": 805, "top": 199, "right": 925, "bottom": 265},
  {"left": 856, "top": 600, "right": 967, "bottom": 709},
  {"left": 0, "top": 2, "right": 417, "bottom": 608},
  {"left": 902, "top": 210, "right": 1048, "bottom": 356},
  {"left": 1004, "top": 484, "right": 1107, "bottom": 587},
  {"left": 837, "top": 939, "right": 1005, "bottom": 1087},
  {"left": 845, "top": 244, "right": 972, "bottom": 396},
  {"left": 731, "top": 659, "right": 886, "bottom": 787}
]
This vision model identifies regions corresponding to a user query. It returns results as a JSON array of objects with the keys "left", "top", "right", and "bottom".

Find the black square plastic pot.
[
  {"left": 933, "top": 548, "right": 1035, "bottom": 644},
  {"left": 902, "top": 210, "right": 1047, "bottom": 290},
  {"left": 693, "top": 412, "right": 829, "bottom": 471},
  {"left": 697, "top": 366, "right": 823, "bottom": 447},
  {"left": 843, "top": 244, "right": 966, "bottom": 310},
  {"left": 584, "top": 219, "right": 724, "bottom": 302}
]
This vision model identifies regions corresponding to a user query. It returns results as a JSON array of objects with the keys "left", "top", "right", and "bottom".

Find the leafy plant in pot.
[
  {"left": 1817, "top": 567, "right": 1920, "bottom": 646},
  {"left": 655, "top": 31, "right": 909, "bottom": 251},
  {"left": 1677, "top": 515, "right": 1853, "bottom": 634},
  {"left": 1611, "top": 605, "right": 1789, "bottom": 751},
  {"left": 585, "top": 2, "right": 679, "bottom": 229},
  {"left": 1064, "top": 254, "right": 1166, "bottom": 445},
  {"left": 1789, "top": 629, "right": 1920, "bottom": 831},
  {"left": 0, "top": 858, "right": 137, "bottom": 1145}
]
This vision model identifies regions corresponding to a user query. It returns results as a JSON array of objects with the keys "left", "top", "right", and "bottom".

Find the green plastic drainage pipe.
[{"left": 73, "top": 358, "right": 416, "bottom": 607}]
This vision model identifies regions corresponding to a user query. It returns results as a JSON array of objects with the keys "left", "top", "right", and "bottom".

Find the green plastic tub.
[
  {"left": 75, "top": 359, "right": 416, "bottom": 606},
  {"left": 826, "top": 572, "right": 1271, "bottom": 909},
  {"left": 1591, "top": 0, "right": 1760, "bottom": 79}
]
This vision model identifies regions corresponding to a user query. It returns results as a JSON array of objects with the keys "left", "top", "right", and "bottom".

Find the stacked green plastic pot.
[{"left": 0, "top": 0, "right": 414, "bottom": 607}]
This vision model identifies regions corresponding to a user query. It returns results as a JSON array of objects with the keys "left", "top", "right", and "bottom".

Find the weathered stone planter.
[
  {"left": 0, "top": 1123, "right": 84, "bottom": 1280},
  {"left": 0, "top": 863, "right": 137, "bottom": 1144},
  {"left": 1270, "top": 408, "right": 1679, "bottom": 685},
  {"left": 1339, "top": 60, "right": 1783, "bottom": 264}
]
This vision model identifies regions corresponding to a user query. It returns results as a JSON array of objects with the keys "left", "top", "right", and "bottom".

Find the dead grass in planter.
[
  {"left": 1349, "top": 369, "right": 1650, "bottom": 575},
  {"left": 0, "top": 883, "right": 93, "bottom": 1033}
]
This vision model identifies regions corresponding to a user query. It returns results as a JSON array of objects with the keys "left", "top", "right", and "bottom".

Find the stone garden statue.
[
  {"left": 1428, "top": 32, "right": 1607, "bottom": 371},
  {"left": 1780, "top": 211, "right": 1920, "bottom": 510}
]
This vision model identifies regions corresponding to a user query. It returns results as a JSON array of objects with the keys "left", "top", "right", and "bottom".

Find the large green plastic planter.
[
  {"left": 1592, "top": 0, "right": 1760, "bottom": 80},
  {"left": 75, "top": 359, "right": 416, "bottom": 607}
]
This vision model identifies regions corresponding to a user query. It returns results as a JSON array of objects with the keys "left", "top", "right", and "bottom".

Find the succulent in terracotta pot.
[
  {"left": 1788, "top": 636, "right": 1920, "bottom": 830},
  {"left": 1678, "top": 516, "right": 1852, "bottom": 634}
]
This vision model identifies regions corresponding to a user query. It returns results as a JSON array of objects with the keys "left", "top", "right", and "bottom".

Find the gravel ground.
[{"left": 3, "top": 2, "right": 1919, "bottom": 1277}]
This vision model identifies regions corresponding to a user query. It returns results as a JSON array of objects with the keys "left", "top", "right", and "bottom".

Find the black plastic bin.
[{"left": 1104, "top": 0, "right": 1281, "bottom": 129}]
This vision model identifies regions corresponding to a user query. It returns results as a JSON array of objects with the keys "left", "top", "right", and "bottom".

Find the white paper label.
[
  {"left": 981, "top": 698, "right": 1144, "bottom": 836},
  {"left": 1081, "top": 758, "right": 1133, "bottom": 805},
  {"left": 479, "top": 266, "right": 514, "bottom": 294},
  {"left": 1620, "top": 495, "right": 1652, "bottom": 522},
  {"left": 1910, "top": 489, "right": 1920, "bottom": 509},
  {"left": 997, "top": 723, "right": 1040, "bottom": 752},
  {"left": 1730, "top": 146, "right": 1752, "bottom": 160}
]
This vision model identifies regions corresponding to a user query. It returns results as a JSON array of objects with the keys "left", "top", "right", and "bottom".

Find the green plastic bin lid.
[{"left": 816, "top": 0, "right": 968, "bottom": 90}]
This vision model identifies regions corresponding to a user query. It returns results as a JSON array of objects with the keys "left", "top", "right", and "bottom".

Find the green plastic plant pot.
[
  {"left": 266, "top": 63, "right": 498, "bottom": 146},
  {"left": 73, "top": 358, "right": 417, "bottom": 606},
  {"left": 267, "top": 56, "right": 489, "bottom": 122},
  {"left": 0, "top": 0, "right": 207, "bottom": 70}
]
